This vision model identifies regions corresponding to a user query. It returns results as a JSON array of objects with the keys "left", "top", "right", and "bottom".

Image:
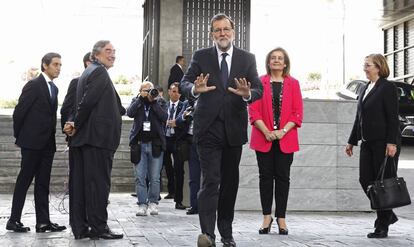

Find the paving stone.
[{"left": 0, "top": 193, "right": 413, "bottom": 246}]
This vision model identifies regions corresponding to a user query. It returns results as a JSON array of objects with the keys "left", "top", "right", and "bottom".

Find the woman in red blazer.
[{"left": 248, "top": 47, "right": 303, "bottom": 235}]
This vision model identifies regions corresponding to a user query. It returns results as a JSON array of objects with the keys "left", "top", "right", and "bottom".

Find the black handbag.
[{"left": 367, "top": 156, "right": 411, "bottom": 210}]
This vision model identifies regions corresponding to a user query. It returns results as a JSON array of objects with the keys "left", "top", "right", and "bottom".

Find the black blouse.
[{"left": 271, "top": 81, "right": 283, "bottom": 129}]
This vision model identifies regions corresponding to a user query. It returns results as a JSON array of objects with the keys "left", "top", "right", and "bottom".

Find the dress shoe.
[
  {"left": 175, "top": 202, "right": 187, "bottom": 210},
  {"left": 276, "top": 218, "right": 288, "bottom": 235},
  {"left": 367, "top": 228, "right": 388, "bottom": 238},
  {"left": 186, "top": 207, "right": 198, "bottom": 215},
  {"left": 197, "top": 233, "right": 215, "bottom": 247},
  {"left": 6, "top": 220, "right": 30, "bottom": 232},
  {"left": 164, "top": 193, "right": 175, "bottom": 199},
  {"left": 74, "top": 229, "right": 91, "bottom": 240},
  {"left": 258, "top": 217, "right": 273, "bottom": 234},
  {"left": 36, "top": 222, "right": 66, "bottom": 232},
  {"left": 221, "top": 237, "right": 236, "bottom": 247},
  {"left": 90, "top": 228, "right": 124, "bottom": 240}
]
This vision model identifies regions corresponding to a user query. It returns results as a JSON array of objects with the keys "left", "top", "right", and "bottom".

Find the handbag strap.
[{"left": 376, "top": 155, "right": 398, "bottom": 181}]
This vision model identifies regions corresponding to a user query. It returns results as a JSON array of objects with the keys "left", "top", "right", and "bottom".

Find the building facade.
[{"left": 382, "top": 0, "right": 414, "bottom": 84}]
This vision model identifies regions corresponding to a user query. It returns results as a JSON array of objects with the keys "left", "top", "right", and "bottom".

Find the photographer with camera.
[
  {"left": 176, "top": 99, "right": 200, "bottom": 215},
  {"left": 127, "top": 81, "right": 168, "bottom": 216}
]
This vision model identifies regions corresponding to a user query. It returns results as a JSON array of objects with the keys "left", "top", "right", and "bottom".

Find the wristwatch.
[{"left": 282, "top": 128, "right": 287, "bottom": 133}]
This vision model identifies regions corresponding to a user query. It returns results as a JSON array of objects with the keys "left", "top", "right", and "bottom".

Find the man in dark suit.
[
  {"left": 7, "top": 52, "right": 66, "bottom": 233},
  {"left": 163, "top": 82, "right": 187, "bottom": 210},
  {"left": 64, "top": 40, "right": 125, "bottom": 240},
  {"left": 60, "top": 52, "right": 91, "bottom": 228},
  {"left": 180, "top": 13, "right": 263, "bottom": 247},
  {"left": 168, "top": 56, "right": 185, "bottom": 88}
]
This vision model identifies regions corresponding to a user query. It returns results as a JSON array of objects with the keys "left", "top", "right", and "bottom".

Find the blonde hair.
[{"left": 365, "top": 54, "right": 390, "bottom": 78}]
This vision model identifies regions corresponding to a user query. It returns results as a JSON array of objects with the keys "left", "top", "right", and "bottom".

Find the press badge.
[{"left": 143, "top": 121, "right": 151, "bottom": 131}]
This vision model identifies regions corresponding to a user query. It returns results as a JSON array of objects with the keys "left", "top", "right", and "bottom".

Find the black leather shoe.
[
  {"left": 367, "top": 229, "right": 388, "bottom": 238},
  {"left": 258, "top": 217, "right": 273, "bottom": 234},
  {"left": 197, "top": 234, "right": 215, "bottom": 247},
  {"left": 90, "top": 228, "right": 123, "bottom": 240},
  {"left": 221, "top": 237, "right": 236, "bottom": 247},
  {"left": 164, "top": 193, "right": 175, "bottom": 199},
  {"left": 6, "top": 220, "right": 30, "bottom": 232},
  {"left": 36, "top": 222, "right": 66, "bottom": 232},
  {"left": 73, "top": 230, "right": 91, "bottom": 239},
  {"left": 186, "top": 207, "right": 198, "bottom": 215},
  {"left": 175, "top": 202, "right": 187, "bottom": 210}
]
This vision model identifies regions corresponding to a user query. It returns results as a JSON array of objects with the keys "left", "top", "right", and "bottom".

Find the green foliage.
[
  {"left": 307, "top": 72, "right": 321, "bottom": 82},
  {"left": 113, "top": 75, "right": 130, "bottom": 84},
  {"left": 0, "top": 99, "right": 18, "bottom": 108},
  {"left": 118, "top": 88, "right": 133, "bottom": 96}
]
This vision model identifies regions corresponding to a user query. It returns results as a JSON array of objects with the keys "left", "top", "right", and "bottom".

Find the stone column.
[{"left": 158, "top": 0, "right": 184, "bottom": 92}]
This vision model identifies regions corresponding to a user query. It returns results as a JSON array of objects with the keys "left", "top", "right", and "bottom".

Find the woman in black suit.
[{"left": 345, "top": 54, "right": 401, "bottom": 238}]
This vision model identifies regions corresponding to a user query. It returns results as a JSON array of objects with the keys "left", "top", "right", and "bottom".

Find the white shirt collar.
[
  {"left": 177, "top": 63, "right": 182, "bottom": 70},
  {"left": 42, "top": 72, "right": 53, "bottom": 83},
  {"left": 169, "top": 100, "right": 178, "bottom": 106},
  {"left": 216, "top": 44, "right": 233, "bottom": 58}
]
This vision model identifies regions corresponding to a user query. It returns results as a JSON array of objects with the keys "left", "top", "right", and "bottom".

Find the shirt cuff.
[
  {"left": 191, "top": 86, "right": 200, "bottom": 98},
  {"left": 242, "top": 91, "right": 251, "bottom": 102}
]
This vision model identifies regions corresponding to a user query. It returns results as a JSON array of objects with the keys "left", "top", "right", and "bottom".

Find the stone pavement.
[{"left": 0, "top": 193, "right": 413, "bottom": 247}]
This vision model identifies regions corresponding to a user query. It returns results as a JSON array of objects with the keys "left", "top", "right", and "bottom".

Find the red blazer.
[{"left": 249, "top": 75, "right": 303, "bottom": 153}]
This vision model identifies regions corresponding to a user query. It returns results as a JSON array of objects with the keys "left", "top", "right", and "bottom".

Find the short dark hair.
[
  {"left": 210, "top": 13, "right": 235, "bottom": 32},
  {"left": 176, "top": 56, "right": 184, "bottom": 63},
  {"left": 169, "top": 82, "right": 180, "bottom": 90},
  {"left": 41, "top": 52, "right": 61, "bottom": 72},
  {"left": 91, "top": 40, "right": 110, "bottom": 61},
  {"left": 83, "top": 52, "right": 92, "bottom": 68},
  {"left": 265, "top": 47, "right": 291, "bottom": 77},
  {"left": 155, "top": 85, "right": 164, "bottom": 93}
]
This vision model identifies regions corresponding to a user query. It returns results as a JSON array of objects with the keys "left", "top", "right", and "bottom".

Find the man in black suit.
[
  {"left": 7, "top": 53, "right": 66, "bottom": 233},
  {"left": 180, "top": 13, "right": 263, "bottom": 247},
  {"left": 163, "top": 83, "right": 187, "bottom": 210},
  {"left": 168, "top": 56, "right": 185, "bottom": 88},
  {"left": 64, "top": 40, "right": 125, "bottom": 240},
  {"left": 60, "top": 52, "right": 91, "bottom": 228}
]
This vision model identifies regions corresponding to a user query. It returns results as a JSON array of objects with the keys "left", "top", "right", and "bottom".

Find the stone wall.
[
  {"left": 235, "top": 99, "right": 369, "bottom": 211},
  {"left": 0, "top": 116, "right": 135, "bottom": 194},
  {"left": 0, "top": 99, "right": 370, "bottom": 211}
]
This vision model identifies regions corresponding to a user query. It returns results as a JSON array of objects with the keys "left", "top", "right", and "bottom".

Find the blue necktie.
[
  {"left": 169, "top": 103, "right": 175, "bottom": 120},
  {"left": 168, "top": 103, "right": 175, "bottom": 136},
  {"left": 48, "top": 81, "right": 57, "bottom": 104},
  {"left": 220, "top": 53, "right": 229, "bottom": 86}
]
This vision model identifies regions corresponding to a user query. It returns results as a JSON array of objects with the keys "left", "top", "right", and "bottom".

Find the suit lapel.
[
  {"left": 363, "top": 79, "right": 383, "bottom": 103},
  {"left": 209, "top": 47, "right": 224, "bottom": 91},
  {"left": 39, "top": 74, "right": 53, "bottom": 107},
  {"left": 228, "top": 47, "right": 241, "bottom": 88}
]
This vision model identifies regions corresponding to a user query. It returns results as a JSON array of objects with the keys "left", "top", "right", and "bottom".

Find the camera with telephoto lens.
[{"left": 144, "top": 88, "right": 159, "bottom": 98}]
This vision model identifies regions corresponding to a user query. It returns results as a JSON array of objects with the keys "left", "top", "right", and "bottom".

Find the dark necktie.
[
  {"left": 48, "top": 81, "right": 57, "bottom": 104},
  {"left": 169, "top": 103, "right": 175, "bottom": 120},
  {"left": 167, "top": 103, "right": 176, "bottom": 136},
  {"left": 220, "top": 53, "right": 229, "bottom": 86}
]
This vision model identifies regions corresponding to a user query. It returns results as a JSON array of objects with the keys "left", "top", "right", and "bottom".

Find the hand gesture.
[
  {"left": 194, "top": 73, "right": 216, "bottom": 94},
  {"left": 228, "top": 78, "right": 251, "bottom": 98}
]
